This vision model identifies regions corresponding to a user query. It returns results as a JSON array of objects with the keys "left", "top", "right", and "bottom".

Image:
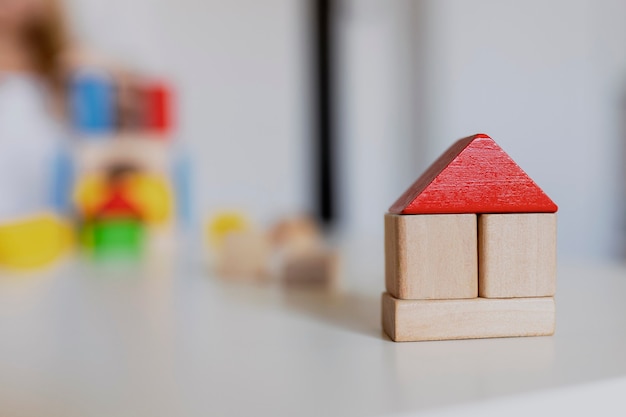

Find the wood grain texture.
[
  {"left": 382, "top": 293, "right": 555, "bottom": 342},
  {"left": 479, "top": 213, "right": 557, "bottom": 298},
  {"left": 388, "top": 134, "right": 558, "bottom": 214},
  {"left": 385, "top": 213, "right": 477, "bottom": 300}
]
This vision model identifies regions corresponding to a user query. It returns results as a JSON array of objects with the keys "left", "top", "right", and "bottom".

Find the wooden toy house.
[{"left": 383, "top": 134, "right": 558, "bottom": 342}]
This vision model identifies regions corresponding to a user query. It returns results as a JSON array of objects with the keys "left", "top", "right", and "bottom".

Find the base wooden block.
[
  {"left": 479, "top": 213, "right": 557, "bottom": 298},
  {"left": 382, "top": 293, "right": 555, "bottom": 342},
  {"left": 385, "top": 213, "right": 477, "bottom": 300}
]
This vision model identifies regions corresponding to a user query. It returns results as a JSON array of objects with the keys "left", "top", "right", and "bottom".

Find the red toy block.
[
  {"left": 145, "top": 82, "right": 173, "bottom": 136},
  {"left": 389, "top": 134, "right": 558, "bottom": 214},
  {"left": 95, "top": 190, "right": 143, "bottom": 220}
]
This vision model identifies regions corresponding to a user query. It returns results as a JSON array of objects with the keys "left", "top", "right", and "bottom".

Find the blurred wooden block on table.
[
  {"left": 215, "top": 230, "right": 270, "bottom": 281},
  {"left": 269, "top": 215, "right": 321, "bottom": 252},
  {"left": 269, "top": 215, "right": 340, "bottom": 290},
  {"left": 280, "top": 249, "right": 339, "bottom": 291}
]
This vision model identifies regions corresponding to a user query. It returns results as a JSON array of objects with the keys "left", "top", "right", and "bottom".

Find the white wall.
[
  {"left": 416, "top": 0, "right": 626, "bottom": 260},
  {"left": 335, "top": 0, "right": 422, "bottom": 239},
  {"left": 338, "top": 0, "right": 626, "bottom": 261}
]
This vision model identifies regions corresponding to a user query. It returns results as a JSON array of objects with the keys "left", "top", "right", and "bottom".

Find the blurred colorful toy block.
[{"left": 64, "top": 68, "right": 191, "bottom": 262}]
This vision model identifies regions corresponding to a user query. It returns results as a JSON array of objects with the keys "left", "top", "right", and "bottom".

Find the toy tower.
[
  {"left": 67, "top": 69, "right": 188, "bottom": 259},
  {"left": 383, "top": 134, "right": 558, "bottom": 342}
]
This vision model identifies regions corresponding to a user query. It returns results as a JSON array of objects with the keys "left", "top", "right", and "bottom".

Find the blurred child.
[{"left": 0, "top": 0, "right": 72, "bottom": 268}]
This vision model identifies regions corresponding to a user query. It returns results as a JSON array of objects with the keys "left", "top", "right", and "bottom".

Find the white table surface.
[{"left": 0, "top": 244, "right": 625, "bottom": 417}]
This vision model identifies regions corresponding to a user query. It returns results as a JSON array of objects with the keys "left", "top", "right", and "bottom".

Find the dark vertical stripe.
[{"left": 312, "top": 0, "right": 335, "bottom": 224}]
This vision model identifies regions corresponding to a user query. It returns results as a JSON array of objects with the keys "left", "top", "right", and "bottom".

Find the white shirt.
[{"left": 0, "top": 74, "right": 65, "bottom": 222}]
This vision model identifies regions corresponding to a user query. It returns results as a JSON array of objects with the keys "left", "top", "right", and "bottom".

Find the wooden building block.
[
  {"left": 479, "top": 213, "right": 557, "bottom": 298},
  {"left": 281, "top": 249, "right": 339, "bottom": 291},
  {"left": 75, "top": 136, "right": 171, "bottom": 176},
  {"left": 269, "top": 215, "right": 321, "bottom": 251},
  {"left": 216, "top": 230, "right": 270, "bottom": 280},
  {"left": 388, "top": 134, "right": 558, "bottom": 215},
  {"left": 385, "top": 213, "right": 477, "bottom": 300},
  {"left": 382, "top": 293, "right": 555, "bottom": 342}
]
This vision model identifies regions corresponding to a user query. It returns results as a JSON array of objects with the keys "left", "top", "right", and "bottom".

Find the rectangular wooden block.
[
  {"left": 382, "top": 292, "right": 555, "bottom": 342},
  {"left": 216, "top": 231, "right": 270, "bottom": 280},
  {"left": 75, "top": 136, "right": 171, "bottom": 176},
  {"left": 479, "top": 213, "right": 557, "bottom": 298},
  {"left": 281, "top": 250, "right": 339, "bottom": 291},
  {"left": 385, "top": 213, "right": 477, "bottom": 300}
]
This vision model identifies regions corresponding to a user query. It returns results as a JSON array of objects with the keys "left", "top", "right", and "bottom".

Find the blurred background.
[
  {"left": 66, "top": 0, "right": 626, "bottom": 262},
  {"left": 1, "top": 1, "right": 626, "bottom": 415},
  {"left": 1, "top": 0, "right": 625, "bottom": 264}
]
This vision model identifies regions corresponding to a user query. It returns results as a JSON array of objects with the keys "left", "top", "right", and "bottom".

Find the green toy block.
[{"left": 92, "top": 219, "right": 145, "bottom": 260}]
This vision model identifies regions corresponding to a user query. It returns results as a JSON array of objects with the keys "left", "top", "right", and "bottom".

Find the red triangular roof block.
[
  {"left": 389, "top": 134, "right": 558, "bottom": 214},
  {"left": 95, "top": 190, "right": 143, "bottom": 219}
]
